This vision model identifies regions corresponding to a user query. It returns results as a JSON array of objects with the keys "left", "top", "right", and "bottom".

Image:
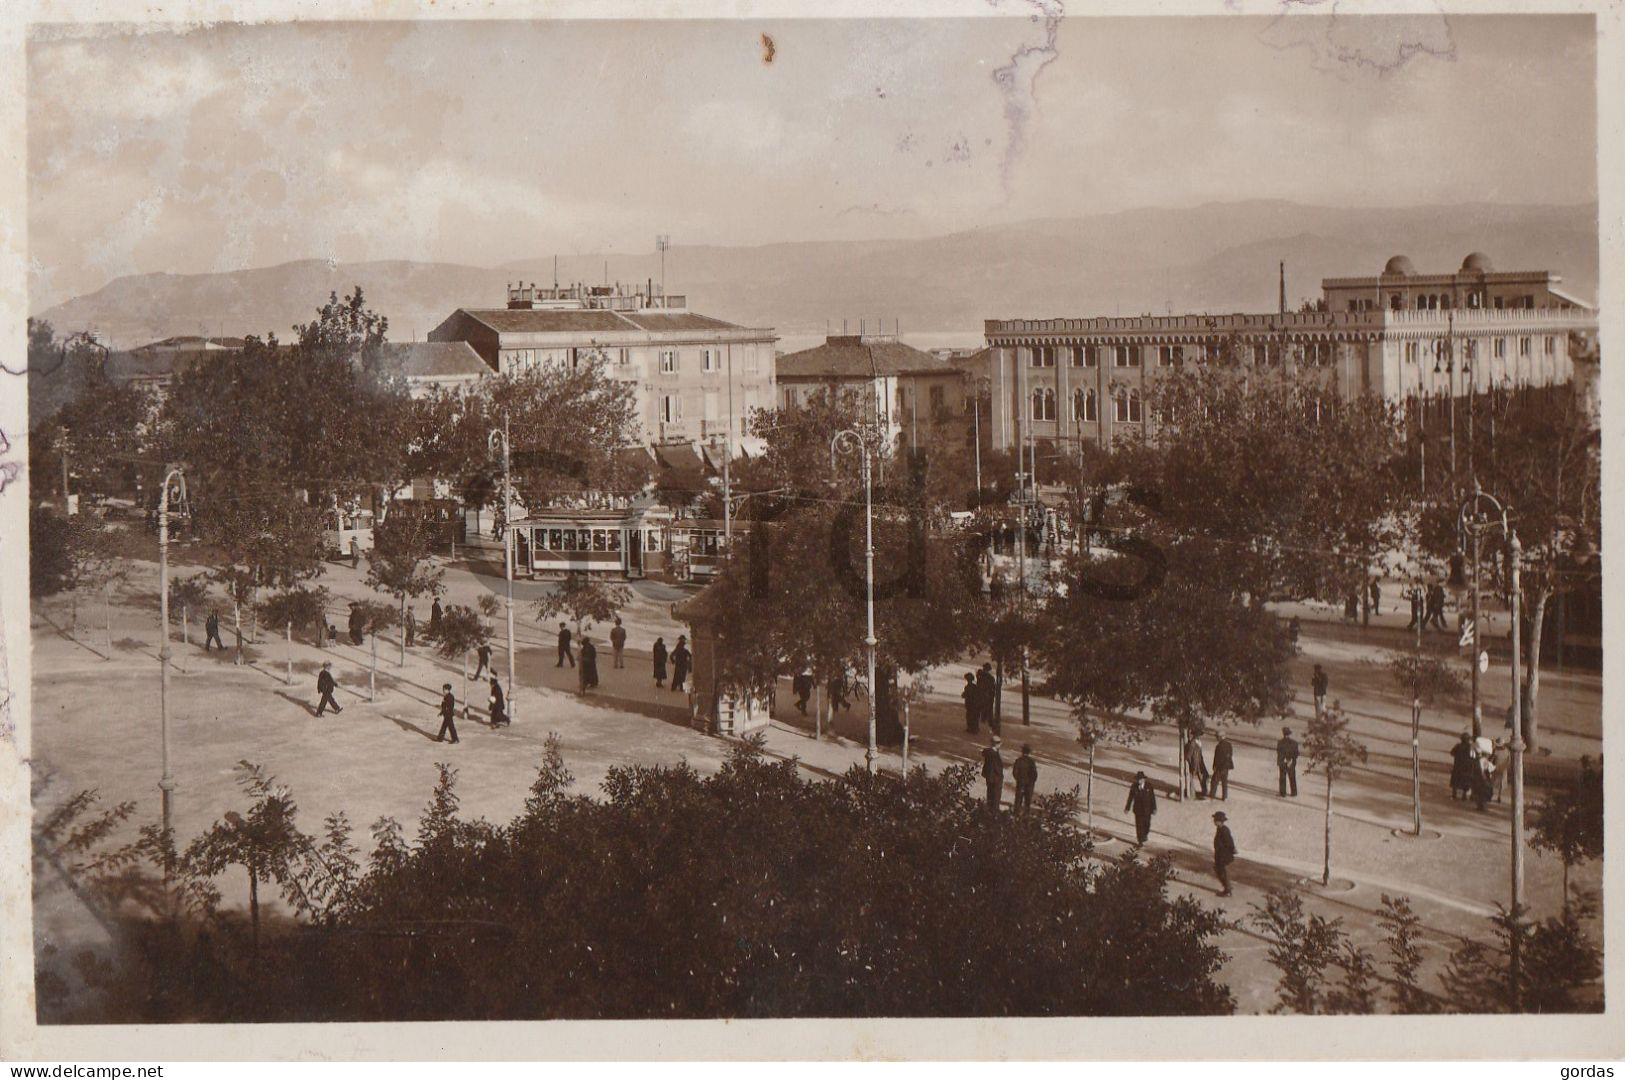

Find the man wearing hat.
[
  {"left": 1276, "top": 725, "right": 1299, "bottom": 797},
  {"left": 315, "top": 661, "right": 342, "bottom": 716},
  {"left": 436, "top": 682, "right": 460, "bottom": 744},
  {"left": 1212, "top": 811, "right": 1236, "bottom": 897},
  {"left": 981, "top": 736, "right": 1005, "bottom": 814},
  {"left": 1011, "top": 744, "right": 1038, "bottom": 814},
  {"left": 1125, "top": 771, "right": 1158, "bottom": 845}
]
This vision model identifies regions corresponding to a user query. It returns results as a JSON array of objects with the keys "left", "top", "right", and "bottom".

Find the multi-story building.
[
  {"left": 980, "top": 253, "right": 1597, "bottom": 458},
  {"left": 428, "top": 282, "right": 777, "bottom": 447},
  {"left": 775, "top": 331, "right": 970, "bottom": 452}
]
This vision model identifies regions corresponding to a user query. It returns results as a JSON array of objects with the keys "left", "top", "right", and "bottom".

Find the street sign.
[
  {"left": 1479, "top": 650, "right": 1490, "bottom": 674},
  {"left": 1458, "top": 617, "right": 1476, "bottom": 649}
]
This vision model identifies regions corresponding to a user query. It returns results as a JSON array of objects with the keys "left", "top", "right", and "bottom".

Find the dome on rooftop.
[
  {"left": 1461, "top": 252, "right": 1495, "bottom": 273},
  {"left": 1383, "top": 255, "right": 1416, "bottom": 276}
]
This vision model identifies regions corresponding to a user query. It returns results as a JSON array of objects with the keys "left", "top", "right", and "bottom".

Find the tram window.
[{"left": 593, "top": 530, "right": 608, "bottom": 552}]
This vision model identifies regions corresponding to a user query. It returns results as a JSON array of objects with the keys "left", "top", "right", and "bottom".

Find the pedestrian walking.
[
  {"left": 981, "top": 737, "right": 1005, "bottom": 813},
  {"left": 429, "top": 597, "right": 444, "bottom": 639},
  {"left": 1449, "top": 731, "right": 1476, "bottom": 800},
  {"left": 1288, "top": 615, "right": 1301, "bottom": 649},
  {"left": 1012, "top": 743, "right": 1038, "bottom": 813},
  {"left": 204, "top": 609, "right": 224, "bottom": 651},
  {"left": 1311, "top": 663, "right": 1329, "bottom": 718},
  {"left": 793, "top": 670, "right": 813, "bottom": 715},
  {"left": 1405, "top": 584, "right": 1423, "bottom": 630},
  {"left": 653, "top": 636, "right": 668, "bottom": 688},
  {"left": 829, "top": 670, "right": 850, "bottom": 712},
  {"left": 350, "top": 538, "right": 361, "bottom": 569},
  {"left": 670, "top": 635, "right": 691, "bottom": 692},
  {"left": 1426, "top": 584, "right": 1447, "bottom": 630},
  {"left": 347, "top": 602, "right": 364, "bottom": 647},
  {"left": 1184, "top": 731, "right": 1210, "bottom": 798},
  {"left": 1211, "top": 732, "right": 1234, "bottom": 801},
  {"left": 556, "top": 622, "right": 574, "bottom": 668},
  {"left": 1212, "top": 812, "right": 1237, "bottom": 897},
  {"left": 1125, "top": 771, "right": 1158, "bottom": 844},
  {"left": 961, "top": 672, "right": 980, "bottom": 733},
  {"left": 488, "top": 676, "right": 507, "bottom": 727},
  {"left": 436, "top": 682, "right": 459, "bottom": 743},
  {"left": 1276, "top": 726, "right": 1299, "bottom": 797},
  {"left": 1369, "top": 579, "right": 1382, "bottom": 616},
  {"left": 404, "top": 606, "right": 416, "bottom": 648},
  {"left": 1344, "top": 590, "right": 1360, "bottom": 622},
  {"left": 1490, "top": 738, "right": 1510, "bottom": 803},
  {"left": 610, "top": 617, "right": 627, "bottom": 669},
  {"left": 474, "top": 642, "right": 492, "bottom": 679},
  {"left": 315, "top": 661, "right": 343, "bottom": 716},
  {"left": 977, "top": 662, "right": 999, "bottom": 736},
  {"left": 580, "top": 637, "right": 599, "bottom": 691}
]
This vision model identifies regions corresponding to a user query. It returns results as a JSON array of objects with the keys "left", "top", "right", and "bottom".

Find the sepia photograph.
[{"left": 0, "top": 0, "right": 1617, "bottom": 1062}]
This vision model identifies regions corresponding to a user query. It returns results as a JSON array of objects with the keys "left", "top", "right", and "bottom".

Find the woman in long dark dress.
[
  {"left": 580, "top": 637, "right": 599, "bottom": 691},
  {"left": 1449, "top": 732, "right": 1476, "bottom": 800},
  {"left": 488, "top": 676, "right": 507, "bottom": 726},
  {"left": 653, "top": 636, "right": 668, "bottom": 688},
  {"left": 671, "top": 635, "right": 691, "bottom": 692}
]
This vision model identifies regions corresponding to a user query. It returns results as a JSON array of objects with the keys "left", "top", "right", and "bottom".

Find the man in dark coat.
[
  {"left": 204, "top": 610, "right": 224, "bottom": 651},
  {"left": 474, "top": 641, "right": 492, "bottom": 680},
  {"left": 1125, "top": 771, "right": 1157, "bottom": 845},
  {"left": 1012, "top": 743, "right": 1038, "bottom": 813},
  {"left": 1311, "top": 664, "right": 1329, "bottom": 718},
  {"left": 1212, "top": 812, "right": 1237, "bottom": 897},
  {"left": 1426, "top": 583, "right": 1448, "bottom": 630},
  {"left": 1277, "top": 726, "right": 1299, "bottom": 797},
  {"left": 981, "top": 737, "right": 1005, "bottom": 813},
  {"left": 976, "top": 663, "right": 999, "bottom": 736},
  {"left": 488, "top": 676, "right": 507, "bottom": 727},
  {"left": 580, "top": 637, "right": 599, "bottom": 691},
  {"left": 556, "top": 622, "right": 574, "bottom": 667},
  {"left": 1369, "top": 579, "right": 1381, "bottom": 616},
  {"left": 404, "top": 606, "right": 416, "bottom": 648},
  {"left": 829, "top": 671, "right": 851, "bottom": 712},
  {"left": 429, "top": 597, "right": 444, "bottom": 638},
  {"left": 653, "top": 636, "right": 668, "bottom": 688},
  {"left": 348, "top": 603, "right": 365, "bottom": 646},
  {"left": 961, "top": 672, "right": 980, "bottom": 733},
  {"left": 436, "top": 683, "right": 460, "bottom": 743},
  {"left": 610, "top": 617, "right": 627, "bottom": 669},
  {"left": 315, "top": 661, "right": 342, "bottom": 716},
  {"left": 793, "top": 670, "right": 813, "bottom": 714},
  {"left": 1406, "top": 584, "right": 1423, "bottom": 630},
  {"left": 1449, "top": 732, "right": 1476, "bottom": 800},
  {"left": 670, "top": 635, "right": 691, "bottom": 692},
  {"left": 1184, "top": 732, "right": 1210, "bottom": 798},
  {"left": 1211, "top": 732, "right": 1235, "bottom": 801}
]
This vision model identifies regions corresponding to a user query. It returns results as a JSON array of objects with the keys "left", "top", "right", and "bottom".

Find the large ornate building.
[
  {"left": 980, "top": 253, "right": 1597, "bottom": 460},
  {"left": 775, "top": 331, "right": 970, "bottom": 453},
  {"left": 428, "top": 282, "right": 777, "bottom": 448}
]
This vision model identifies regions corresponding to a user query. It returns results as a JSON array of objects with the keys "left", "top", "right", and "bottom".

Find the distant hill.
[{"left": 33, "top": 200, "right": 1598, "bottom": 350}]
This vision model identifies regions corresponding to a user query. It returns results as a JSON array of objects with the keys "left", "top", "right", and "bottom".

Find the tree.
[
  {"left": 1303, "top": 701, "right": 1368, "bottom": 886},
  {"left": 366, "top": 515, "right": 445, "bottom": 665},
  {"left": 167, "top": 573, "right": 212, "bottom": 661},
  {"left": 28, "top": 506, "right": 112, "bottom": 635},
  {"left": 1376, "top": 894, "right": 1438, "bottom": 1014},
  {"left": 533, "top": 572, "right": 631, "bottom": 693},
  {"left": 1075, "top": 711, "right": 1145, "bottom": 838},
  {"left": 350, "top": 600, "right": 400, "bottom": 703},
  {"left": 1250, "top": 886, "right": 1378, "bottom": 1014},
  {"left": 431, "top": 605, "right": 490, "bottom": 717},
  {"left": 1378, "top": 651, "right": 1465, "bottom": 835},
  {"left": 1529, "top": 755, "right": 1603, "bottom": 911},
  {"left": 258, "top": 585, "right": 333, "bottom": 685}
]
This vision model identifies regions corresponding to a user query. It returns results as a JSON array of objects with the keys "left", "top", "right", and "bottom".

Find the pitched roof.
[
  {"left": 380, "top": 341, "right": 491, "bottom": 378},
  {"left": 776, "top": 336, "right": 957, "bottom": 380},
  {"left": 131, "top": 335, "right": 247, "bottom": 352},
  {"left": 451, "top": 307, "right": 756, "bottom": 336}
]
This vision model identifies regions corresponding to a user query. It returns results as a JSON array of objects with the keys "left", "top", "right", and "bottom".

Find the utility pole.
[
  {"left": 489, "top": 415, "right": 518, "bottom": 726},
  {"left": 832, "top": 430, "right": 876, "bottom": 773},
  {"left": 656, "top": 234, "right": 670, "bottom": 300},
  {"left": 1469, "top": 505, "right": 1483, "bottom": 738},
  {"left": 156, "top": 466, "right": 185, "bottom": 866},
  {"left": 724, "top": 342, "right": 734, "bottom": 549},
  {"left": 1508, "top": 527, "right": 1525, "bottom": 1011}
]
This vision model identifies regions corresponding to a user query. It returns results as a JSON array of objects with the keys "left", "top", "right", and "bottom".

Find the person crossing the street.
[
  {"left": 1276, "top": 726, "right": 1300, "bottom": 797},
  {"left": 1212, "top": 812, "right": 1237, "bottom": 897},
  {"left": 315, "top": 661, "right": 342, "bottom": 716},
  {"left": 436, "top": 683, "right": 460, "bottom": 744}
]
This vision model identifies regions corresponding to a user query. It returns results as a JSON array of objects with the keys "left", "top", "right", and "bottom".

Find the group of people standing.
[
  {"left": 1405, "top": 581, "right": 1452, "bottom": 632},
  {"left": 1449, "top": 731, "right": 1510, "bottom": 810},
  {"left": 979, "top": 737, "right": 1039, "bottom": 814},
  {"left": 960, "top": 664, "right": 1001, "bottom": 735},
  {"left": 557, "top": 618, "right": 690, "bottom": 696}
]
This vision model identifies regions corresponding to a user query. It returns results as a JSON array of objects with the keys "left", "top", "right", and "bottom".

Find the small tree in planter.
[
  {"left": 212, "top": 565, "right": 258, "bottom": 664},
  {"left": 1530, "top": 755, "right": 1604, "bottom": 913},
  {"left": 258, "top": 585, "right": 333, "bottom": 687},
  {"left": 1378, "top": 651, "right": 1465, "bottom": 836},
  {"left": 1305, "top": 700, "right": 1369, "bottom": 887},
  {"left": 366, "top": 516, "right": 445, "bottom": 666},
  {"left": 350, "top": 600, "right": 400, "bottom": 703},
  {"left": 532, "top": 571, "right": 631, "bottom": 694},
  {"left": 897, "top": 670, "right": 933, "bottom": 773},
  {"left": 1076, "top": 711, "right": 1145, "bottom": 839},
  {"left": 432, "top": 604, "right": 490, "bottom": 719}
]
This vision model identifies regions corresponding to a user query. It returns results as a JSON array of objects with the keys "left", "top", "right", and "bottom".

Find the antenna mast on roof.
[
  {"left": 655, "top": 234, "right": 670, "bottom": 299},
  {"left": 553, "top": 255, "right": 558, "bottom": 290}
]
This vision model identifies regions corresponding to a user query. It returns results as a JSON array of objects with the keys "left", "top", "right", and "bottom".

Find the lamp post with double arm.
[{"left": 831, "top": 429, "right": 877, "bottom": 774}]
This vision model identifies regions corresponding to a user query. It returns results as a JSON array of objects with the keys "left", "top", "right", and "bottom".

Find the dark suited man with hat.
[{"left": 1212, "top": 811, "right": 1237, "bottom": 897}]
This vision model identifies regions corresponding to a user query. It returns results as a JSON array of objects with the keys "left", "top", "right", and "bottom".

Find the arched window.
[
  {"left": 1072, "top": 387, "right": 1097, "bottom": 423},
  {"left": 1030, "top": 388, "right": 1055, "bottom": 421},
  {"left": 1129, "top": 389, "right": 1143, "bottom": 423}
]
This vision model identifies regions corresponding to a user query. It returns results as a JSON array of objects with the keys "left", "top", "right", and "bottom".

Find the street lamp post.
[
  {"left": 156, "top": 466, "right": 186, "bottom": 866},
  {"left": 489, "top": 413, "right": 518, "bottom": 726},
  {"left": 1460, "top": 486, "right": 1524, "bottom": 1006},
  {"left": 831, "top": 429, "right": 877, "bottom": 773}
]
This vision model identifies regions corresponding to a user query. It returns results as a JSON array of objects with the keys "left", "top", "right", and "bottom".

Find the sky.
[{"left": 26, "top": 13, "right": 1598, "bottom": 309}]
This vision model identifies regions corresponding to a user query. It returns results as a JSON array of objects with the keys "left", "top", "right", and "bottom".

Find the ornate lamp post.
[{"left": 488, "top": 413, "right": 518, "bottom": 725}]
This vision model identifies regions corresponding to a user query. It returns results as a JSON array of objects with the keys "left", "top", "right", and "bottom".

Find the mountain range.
[{"left": 33, "top": 200, "right": 1599, "bottom": 353}]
